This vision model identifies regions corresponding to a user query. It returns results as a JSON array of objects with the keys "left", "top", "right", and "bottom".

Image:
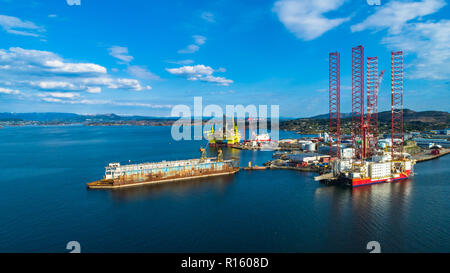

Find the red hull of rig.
[{"left": 351, "top": 170, "right": 412, "bottom": 187}]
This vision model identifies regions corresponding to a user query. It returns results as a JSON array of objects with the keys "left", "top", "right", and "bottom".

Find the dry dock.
[
  {"left": 87, "top": 168, "right": 239, "bottom": 189},
  {"left": 87, "top": 157, "right": 239, "bottom": 189}
]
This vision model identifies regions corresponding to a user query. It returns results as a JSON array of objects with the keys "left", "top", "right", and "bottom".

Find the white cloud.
[
  {"left": 81, "top": 77, "right": 151, "bottom": 91},
  {"left": 273, "top": 0, "right": 349, "bottom": 41},
  {"left": 0, "top": 47, "right": 107, "bottom": 75},
  {"left": 108, "top": 47, "right": 159, "bottom": 81},
  {"left": 25, "top": 76, "right": 151, "bottom": 92},
  {"left": 167, "top": 64, "right": 214, "bottom": 76},
  {"left": 178, "top": 35, "right": 207, "bottom": 54},
  {"left": 351, "top": 0, "right": 449, "bottom": 80},
  {"left": 39, "top": 97, "right": 172, "bottom": 108},
  {"left": 201, "top": 12, "right": 215, "bottom": 23},
  {"left": 80, "top": 77, "right": 114, "bottom": 86},
  {"left": 382, "top": 20, "right": 450, "bottom": 80},
  {"left": 178, "top": 44, "right": 200, "bottom": 54},
  {"left": 127, "top": 65, "right": 160, "bottom": 80},
  {"left": 116, "top": 78, "right": 152, "bottom": 91},
  {"left": 0, "top": 14, "right": 44, "bottom": 37},
  {"left": 166, "top": 64, "right": 233, "bottom": 86},
  {"left": 32, "top": 81, "right": 77, "bottom": 90},
  {"left": 66, "top": 0, "right": 81, "bottom": 6},
  {"left": 166, "top": 59, "right": 195, "bottom": 65},
  {"left": 0, "top": 46, "right": 154, "bottom": 108},
  {"left": 108, "top": 46, "right": 134, "bottom": 63},
  {"left": 351, "top": 0, "right": 446, "bottom": 34},
  {"left": 48, "top": 14, "right": 57, "bottom": 18},
  {"left": 197, "top": 75, "right": 233, "bottom": 86},
  {"left": 46, "top": 60, "right": 106, "bottom": 74},
  {"left": 86, "top": 86, "right": 101, "bottom": 93},
  {"left": 0, "top": 87, "right": 20, "bottom": 94},
  {"left": 193, "top": 35, "right": 206, "bottom": 45},
  {"left": 42, "top": 97, "right": 63, "bottom": 103},
  {"left": 0, "top": 47, "right": 151, "bottom": 98},
  {"left": 39, "top": 92, "right": 80, "bottom": 99}
]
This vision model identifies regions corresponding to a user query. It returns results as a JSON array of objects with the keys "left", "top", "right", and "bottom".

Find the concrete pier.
[{"left": 412, "top": 148, "right": 449, "bottom": 163}]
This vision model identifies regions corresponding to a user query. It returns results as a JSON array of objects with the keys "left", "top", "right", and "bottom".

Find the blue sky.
[{"left": 0, "top": 0, "right": 449, "bottom": 117}]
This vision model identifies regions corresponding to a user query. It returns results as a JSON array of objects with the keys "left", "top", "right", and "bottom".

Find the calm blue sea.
[{"left": 0, "top": 125, "right": 448, "bottom": 253}]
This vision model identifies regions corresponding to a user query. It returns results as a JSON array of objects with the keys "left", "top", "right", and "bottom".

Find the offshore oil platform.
[
  {"left": 317, "top": 46, "right": 415, "bottom": 187},
  {"left": 87, "top": 148, "right": 239, "bottom": 189}
]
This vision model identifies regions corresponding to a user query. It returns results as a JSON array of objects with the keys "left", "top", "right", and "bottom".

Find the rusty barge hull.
[{"left": 87, "top": 167, "right": 239, "bottom": 189}]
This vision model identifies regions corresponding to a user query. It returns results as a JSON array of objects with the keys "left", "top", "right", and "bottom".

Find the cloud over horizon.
[
  {"left": 166, "top": 64, "right": 233, "bottom": 86},
  {"left": 0, "top": 47, "right": 152, "bottom": 106}
]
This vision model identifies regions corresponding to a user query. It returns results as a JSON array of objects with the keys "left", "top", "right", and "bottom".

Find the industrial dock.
[
  {"left": 86, "top": 45, "right": 449, "bottom": 190},
  {"left": 87, "top": 150, "right": 239, "bottom": 189}
]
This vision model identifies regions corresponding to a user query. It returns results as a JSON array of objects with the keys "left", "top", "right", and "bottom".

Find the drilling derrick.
[
  {"left": 366, "top": 57, "right": 383, "bottom": 158},
  {"left": 329, "top": 52, "right": 341, "bottom": 159},
  {"left": 391, "top": 51, "right": 404, "bottom": 159},
  {"left": 352, "top": 45, "right": 365, "bottom": 160}
]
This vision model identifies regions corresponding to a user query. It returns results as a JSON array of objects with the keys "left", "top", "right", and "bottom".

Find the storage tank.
[{"left": 305, "top": 143, "right": 316, "bottom": 152}]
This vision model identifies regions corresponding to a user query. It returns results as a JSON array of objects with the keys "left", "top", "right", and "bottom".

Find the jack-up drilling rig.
[{"left": 324, "top": 48, "right": 415, "bottom": 187}]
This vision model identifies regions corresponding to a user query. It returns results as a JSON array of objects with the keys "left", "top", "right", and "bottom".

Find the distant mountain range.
[
  {"left": 1, "top": 110, "right": 449, "bottom": 131},
  {"left": 0, "top": 112, "right": 177, "bottom": 122},
  {"left": 307, "top": 109, "right": 450, "bottom": 124},
  {"left": 280, "top": 109, "right": 450, "bottom": 133}
]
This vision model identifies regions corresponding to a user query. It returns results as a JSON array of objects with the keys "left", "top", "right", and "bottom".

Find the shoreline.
[
  {"left": 413, "top": 148, "right": 450, "bottom": 163},
  {"left": 264, "top": 148, "right": 449, "bottom": 174}
]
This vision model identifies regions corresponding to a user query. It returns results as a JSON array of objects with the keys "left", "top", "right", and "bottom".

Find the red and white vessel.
[{"left": 331, "top": 153, "right": 415, "bottom": 187}]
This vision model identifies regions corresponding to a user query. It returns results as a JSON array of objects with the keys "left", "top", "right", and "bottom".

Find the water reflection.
[
  {"left": 314, "top": 179, "right": 413, "bottom": 209},
  {"left": 314, "top": 179, "right": 413, "bottom": 251},
  {"left": 351, "top": 180, "right": 413, "bottom": 251},
  {"left": 107, "top": 175, "right": 236, "bottom": 202},
  {"left": 208, "top": 146, "right": 242, "bottom": 159},
  {"left": 351, "top": 180, "right": 412, "bottom": 213}
]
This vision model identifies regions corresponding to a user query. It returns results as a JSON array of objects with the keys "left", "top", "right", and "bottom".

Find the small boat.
[
  {"left": 242, "top": 166, "right": 267, "bottom": 170},
  {"left": 242, "top": 161, "right": 267, "bottom": 170}
]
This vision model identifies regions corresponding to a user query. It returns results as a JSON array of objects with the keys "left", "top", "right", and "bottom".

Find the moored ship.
[
  {"left": 330, "top": 152, "right": 415, "bottom": 187},
  {"left": 87, "top": 150, "right": 239, "bottom": 189}
]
